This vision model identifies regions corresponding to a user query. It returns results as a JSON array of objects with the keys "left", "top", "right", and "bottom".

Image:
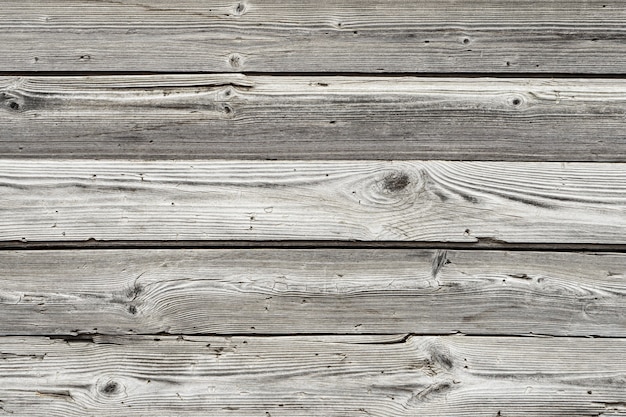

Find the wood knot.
[
  {"left": 2, "top": 92, "right": 23, "bottom": 112},
  {"left": 221, "top": 103, "right": 234, "bottom": 117},
  {"left": 233, "top": 2, "right": 246, "bottom": 15},
  {"left": 382, "top": 172, "right": 410, "bottom": 193},
  {"left": 102, "top": 381, "right": 119, "bottom": 395},
  {"left": 96, "top": 377, "right": 126, "bottom": 399},
  {"left": 509, "top": 95, "right": 524, "bottom": 107},
  {"left": 228, "top": 53, "right": 243, "bottom": 69}
]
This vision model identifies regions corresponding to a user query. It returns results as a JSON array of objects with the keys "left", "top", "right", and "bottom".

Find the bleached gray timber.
[
  {"left": 0, "top": 335, "right": 624, "bottom": 416},
  {"left": 1, "top": 160, "right": 625, "bottom": 243},
  {"left": 0, "top": 249, "right": 624, "bottom": 336},
  {"left": 2, "top": 75, "right": 626, "bottom": 161},
  {"left": 2, "top": 1, "right": 626, "bottom": 73}
]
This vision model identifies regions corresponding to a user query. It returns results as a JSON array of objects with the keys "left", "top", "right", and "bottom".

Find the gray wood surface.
[
  {"left": 0, "top": 335, "right": 624, "bottom": 416},
  {"left": 2, "top": 75, "right": 626, "bottom": 161},
  {"left": 3, "top": 1, "right": 626, "bottom": 415},
  {"left": 2, "top": 0, "right": 626, "bottom": 73},
  {"left": 1, "top": 160, "right": 625, "bottom": 243},
  {"left": 1, "top": 249, "right": 625, "bottom": 336}
]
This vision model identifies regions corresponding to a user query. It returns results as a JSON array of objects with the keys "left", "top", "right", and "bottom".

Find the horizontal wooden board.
[
  {"left": 0, "top": 335, "right": 624, "bottom": 416},
  {"left": 1, "top": 249, "right": 625, "bottom": 336},
  {"left": 2, "top": 75, "right": 626, "bottom": 161},
  {"left": 2, "top": 1, "right": 626, "bottom": 73},
  {"left": 1, "top": 160, "right": 626, "bottom": 244}
]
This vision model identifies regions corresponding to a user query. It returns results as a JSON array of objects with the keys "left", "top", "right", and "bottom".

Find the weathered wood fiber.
[
  {"left": 2, "top": 0, "right": 626, "bottom": 73},
  {"left": 0, "top": 335, "right": 624, "bottom": 416},
  {"left": 1, "top": 160, "right": 625, "bottom": 243},
  {"left": 2, "top": 75, "right": 626, "bottom": 161},
  {"left": 1, "top": 249, "right": 624, "bottom": 336}
]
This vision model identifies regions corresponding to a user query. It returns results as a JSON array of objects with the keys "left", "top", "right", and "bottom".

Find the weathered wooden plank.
[
  {"left": 2, "top": 75, "right": 626, "bottom": 161},
  {"left": 0, "top": 335, "right": 624, "bottom": 416},
  {"left": 2, "top": 0, "right": 626, "bottom": 73},
  {"left": 1, "top": 160, "right": 626, "bottom": 243},
  {"left": 1, "top": 249, "right": 625, "bottom": 337}
]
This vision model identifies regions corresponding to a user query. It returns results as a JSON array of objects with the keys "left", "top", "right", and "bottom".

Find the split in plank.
[
  {"left": 1, "top": 160, "right": 626, "bottom": 243},
  {"left": 0, "top": 335, "right": 624, "bottom": 416},
  {"left": 2, "top": 0, "right": 626, "bottom": 73},
  {"left": 1, "top": 249, "right": 625, "bottom": 336},
  {"left": 2, "top": 75, "right": 626, "bottom": 161}
]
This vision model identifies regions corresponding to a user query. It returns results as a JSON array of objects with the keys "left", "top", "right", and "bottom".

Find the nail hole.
[
  {"left": 462, "top": 38, "right": 470, "bottom": 44},
  {"left": 512, "top": 98, "right": 521, "bottom": 106}
]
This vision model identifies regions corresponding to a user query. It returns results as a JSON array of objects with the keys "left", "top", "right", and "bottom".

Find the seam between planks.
[
  {"left": 5, "top": 71, "right": 626, "bottom": 78},
  {"left": 3, "top": 240, "right": 626, "bottom": 252},
  {"left": 11, "top": 333, "right": 626, "bottom": 341}
]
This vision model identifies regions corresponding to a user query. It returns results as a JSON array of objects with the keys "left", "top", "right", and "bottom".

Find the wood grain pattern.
[
  {"left": 2, "top": 75, "right": 626, "bottom": 161},
  {"left": 1, "top": 249, "right": 625, "bottom": 336},
  {"left": 1, "top": 160, "right": 625, "bottom": 243},
  {"left": 0, "top": 335, "right": 624, "bottom": 416},
  {"left": 2, "top": 0, "right": 626, "bottom": 73}
]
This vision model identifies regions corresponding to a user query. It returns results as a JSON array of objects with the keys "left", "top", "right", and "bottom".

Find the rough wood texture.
[
  {"left": 3, "top": 1, "right": 626, "bottom": 73},
  {"left": 1, "top": 249, "right": 625, "bottom": 336},
  {"left": 2, "top": 75, "right": 626, "bottom": 161},
  {"left": 0, "top": 335, "right": 624, "bottom": 416},
  {"left": 1, "top": 160, "right": 625, "bottom": 243}
]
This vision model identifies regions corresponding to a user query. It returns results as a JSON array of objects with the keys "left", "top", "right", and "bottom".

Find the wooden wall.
[{"left": 1, "top": 1, "right": 625, "bottom": 415}]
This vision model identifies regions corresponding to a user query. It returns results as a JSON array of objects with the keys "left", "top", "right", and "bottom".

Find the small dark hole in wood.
[
  {"left": 9, "top": 102, "right": 19, "bottom": 110},
  {"left": 512, "top": 98, "right": 521, "bottom": 106},
  {"left": 463, "top": 38, "right": 470, "bottom": 44},
  {"left": 235, "top": 3, "right": 245, "bottom": 14}
]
